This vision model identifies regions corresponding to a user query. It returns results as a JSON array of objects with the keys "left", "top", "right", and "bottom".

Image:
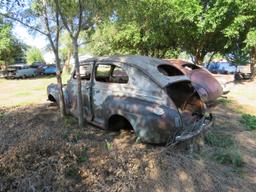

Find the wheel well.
[
  {"left": 108, "top": 115, "right": 133, "bottom": 131},
  {"left": 48, "top": 94, "right": 56, "bottom": 102}
]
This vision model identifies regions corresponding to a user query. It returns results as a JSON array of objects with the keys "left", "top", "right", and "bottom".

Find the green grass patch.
[
  {"left": 240, "top": 114, "right": 256, "bottom": 130},
  {"left": 213, "top": 149, "right": 244, "bottom": 168},
  {"left": 217, "top": 98, "right": 232, "bottom": 106},
  {"left": 205, "top": 132, "right": 244, "bottom": 168},
  {"left": 205, "top": 132, "right": 234, "bottom": 148},
  {"left": 63, "top": 116, "right": 78, "bottom": 126},
  {"left": 15, "top": 91, "right": 31, "bottom": 97}
]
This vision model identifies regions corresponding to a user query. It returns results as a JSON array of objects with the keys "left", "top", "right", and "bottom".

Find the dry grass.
[
  {"left": 0, "top": 78, "right": 256, "bottom": 191},
  {"left": 0, "top": 76, "right": 56, "bottom": 107}
]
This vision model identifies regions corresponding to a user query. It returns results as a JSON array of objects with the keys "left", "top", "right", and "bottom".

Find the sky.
[{"left": 13, "top": 23, "right": 55, "bottom": 63}]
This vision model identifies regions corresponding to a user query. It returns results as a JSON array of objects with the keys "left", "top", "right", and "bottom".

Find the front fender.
[
  {"left": 47, "top": 83, "right": 69, "bottom": 108},
  {"left": 47, "top": 83, "right": 59, "bottom": 102}
]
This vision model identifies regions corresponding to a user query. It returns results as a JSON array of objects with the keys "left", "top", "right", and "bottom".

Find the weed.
[
  {"left": 217, "top": 98, "right": 232, "bottom": 106},
  {"left": 0, "top": 112, "right": 5, "bottom": 120},
  {"left": 205, "top": 132, "right": 234, "bottom": 148},
  {"left": 63, "top": 116, "right": 77, "bottom": 126},
  {"left": 78, "top": 156, "right": 88, "bottom": 162},
  {"left": 105, "top": 140, "right": 113, "bottom": 150},
  {"left": 77, "top": 147, "right": 88, "bottom": 163},
  {"left": 62, "top": 130, "right": 70, "bottom": 140},
  {"left": 205, "top": 132, "right": 244, "bottom": 168},
  {"left": 240, "top": 114, "right": 256, "bottom": 130},
  {"left": 135, "top": 136, "right": 142, "bottom": 144},
  {"left": 213, "top": 148, "right": 244, "bottom": 168},
  {"left": 65, "top": 166, "right": 80, "bottom": 179}
]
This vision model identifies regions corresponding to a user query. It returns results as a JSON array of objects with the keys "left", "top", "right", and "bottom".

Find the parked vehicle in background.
[
  {"left": 47, "top": 55, "right": 213, "bottom": 144},
  {"left": 207, "top": 61, "right": 236, "bottom": 74},
  {"left": 234, "top": 65, "right": 251, "bottom": 80},
  {"left": 43, "top": 64, "right": 57, "bottom": 75},
  {"left": 30, "top": 61, "right": 46, "bottom": 75},
  {"left": 0, "top": 71, "right": 4, "bottom": 78},
  {"left": 164, "top": 59, "right": 223, "bottom": 103},
  {"left": 4, "top": 64, "right": 37, "bottom": 79}
]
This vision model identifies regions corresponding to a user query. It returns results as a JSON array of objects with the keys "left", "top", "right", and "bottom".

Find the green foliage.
[
  {"left": 0, "top": 20, "right": 26, "bottom": 68},
  {"left": 87, "top": 0, "right": 249, "bottom": 63},
  {"left": 63, "top": 116, "right": 78, "bottom": 126},
  {"left": 245, "top": 29, "right": 256, "bottom": 49},
  {"left": 25, "top": 47, "right": 45, "bottom": 64},
  {"left": 205, "top": 132, "right": 234, "bottom": 148},
  {"left": 205, "top": 131, "right": 244, "bottom": 168},
  {"left": 0, "top": 112, "right": 5, "bottom": 120},
  {"left": 217, "top": 98, "right": 232, "bottom": 106},
  {"left": 240, "top": 114, "right": 256, "bottom": 130},
  {"left": 65, "top": 166, "right": 80, "bottom": 179},
  {"left": 226, "top": 49, "right": 249, "bottom": 66},
  {"left": 105, "top": 139, "right": 113, "bottom": 150},
  {"left": 213, "top": 149, "right": 244, "bottom": 168},
  {"left": 77, "top": 147, "right": 88, "bottom": 163}
]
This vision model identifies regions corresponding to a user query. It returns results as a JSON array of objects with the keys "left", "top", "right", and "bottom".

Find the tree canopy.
[
  {"left": 0, "top": 17, "right": 26, "bottom": 68},
  {"left": 25, "top": 47, "right": 44, "bottom": 64}
]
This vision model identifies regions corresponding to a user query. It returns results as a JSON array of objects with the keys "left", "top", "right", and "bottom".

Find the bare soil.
[{"left": 0, "top": 78, "right": 256, "bottom": 192}]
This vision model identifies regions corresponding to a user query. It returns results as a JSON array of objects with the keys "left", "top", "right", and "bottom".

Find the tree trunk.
[
  {"left": 63, "top": 49, "right": 73, "bottom": 73},
  {"left": 4, "top": 53, "right": 7, "bottom": 70},
  {"left": 251, "top": 48, "right": 256, "bottom": 79},
  {"left": 194, "top": 54, "right": 204, "bottom": 65},
  {"left": 73, "top": 38, "right": 84, "bottom": 127},
  {"left": 194, "top": 50, "right": 206, "bottom": 65},
  {"left": 55, "top": 51, "right": 66, "bottom": 117}
]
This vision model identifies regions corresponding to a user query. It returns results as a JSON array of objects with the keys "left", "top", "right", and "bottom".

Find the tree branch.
[
  {"left": 55, "top": 0, "right": 73, "bottom": 39},
  {"left": 0, "top": 12, "right": 48, "bottom": 36}
]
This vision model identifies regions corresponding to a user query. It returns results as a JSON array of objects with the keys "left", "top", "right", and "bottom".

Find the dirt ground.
[{"left": 0, "top": 78, "right": 256, "bottom": 192}]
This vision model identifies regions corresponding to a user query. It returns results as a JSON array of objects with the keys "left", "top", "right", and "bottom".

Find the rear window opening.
[
  {"left": 158, "top": 65, "right": 184, "bottom": 76},
  {"left": 182, "top": 64, "right": 200, "bottom": 70},
  {"left": 166, "top": 81, "right": 204, "bottom": 127}
]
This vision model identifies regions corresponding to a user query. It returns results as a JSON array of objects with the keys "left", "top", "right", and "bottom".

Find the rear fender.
[{"left": 103, "top": 96, "right": 182, "bottom": 144}]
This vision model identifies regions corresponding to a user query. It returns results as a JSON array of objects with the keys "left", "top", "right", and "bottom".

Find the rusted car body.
[
  {"left": 47, "top": 56, "right": 212, "bottom": 144},
  {"left": 164, "top": 59, "right": 223, "bottom": 102}
]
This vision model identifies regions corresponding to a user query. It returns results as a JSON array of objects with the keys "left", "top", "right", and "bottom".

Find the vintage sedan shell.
[{"left": 47, "top": 56, "right": 212, "bottom": 144}]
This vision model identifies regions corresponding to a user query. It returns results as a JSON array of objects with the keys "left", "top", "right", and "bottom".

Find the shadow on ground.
[{"left": 0, "top": 103, "right": 255, "bottom": 192}]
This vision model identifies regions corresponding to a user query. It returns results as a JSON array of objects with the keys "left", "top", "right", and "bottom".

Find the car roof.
[
  {"left": 164, "top": 59, "right": 192, "bottom": 66},
  {"left": 9, "top": 64, "right": 28, "bottom": 67},
  {"left": 81, "top": 55, "right": 190, "bottom": 87}
]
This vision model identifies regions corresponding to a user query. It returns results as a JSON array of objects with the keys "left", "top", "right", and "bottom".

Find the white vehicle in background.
[
  {"left": 5, "top": 64, "right": 37, "bottom": 79},
  {"left": 235, "top": 65, "right": 252, "bottom": 80}
]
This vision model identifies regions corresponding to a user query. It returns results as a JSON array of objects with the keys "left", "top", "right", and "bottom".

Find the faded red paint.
[{"left": 164, "top": 59, "right": 223, "bottom": 102}]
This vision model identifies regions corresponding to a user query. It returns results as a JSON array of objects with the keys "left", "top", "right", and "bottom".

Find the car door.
[
  {"left": 68, "top": 63, "right": 93, "bottom": 121},
  {"left": 92, "top": 62, "right": 129, "bottom": 127}
]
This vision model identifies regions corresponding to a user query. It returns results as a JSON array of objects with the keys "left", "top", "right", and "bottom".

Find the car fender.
[
  {"left": 47, "top": 83, "right": 69, "bottom": 108},
  {"left": 102, "top": 96, "right": 182, "bottom": 144}
]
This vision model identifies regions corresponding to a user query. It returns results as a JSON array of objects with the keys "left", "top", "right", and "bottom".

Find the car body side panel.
[{"left": 103, "top": 97, "right": 182, "bottom": 143}]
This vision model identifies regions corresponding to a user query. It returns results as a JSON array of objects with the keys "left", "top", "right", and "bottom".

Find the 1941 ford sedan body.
[{"left": 47, "top": 56, "right": 212, "bottom": 144}]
